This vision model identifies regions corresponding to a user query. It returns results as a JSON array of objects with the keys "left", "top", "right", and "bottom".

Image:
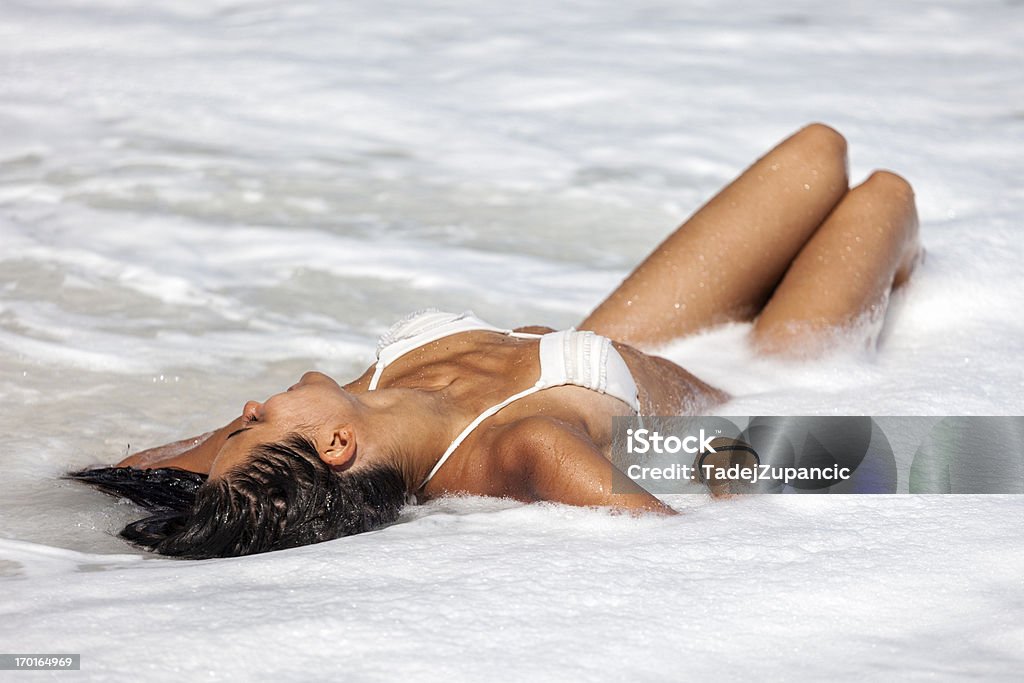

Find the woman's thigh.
[
  {"left": 750, "top": 170, "right": 921, "bottom": 356},
  {"left": 580, "top": 123, "right": 849, "bottom": 349}
]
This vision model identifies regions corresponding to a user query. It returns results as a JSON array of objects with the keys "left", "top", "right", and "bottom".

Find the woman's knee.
[
  {"left": 855, "top": 170, "right": 919, "bottom": 239},
  {"left": 861, "top": 170, "right": 921, "bottom": 282},
  {"left": 771, "top": 123, "right": 848, "bottom": 190},
  {"left": 789, "top": 122, "right": 848, "bottom": 165},
  {"left": 862, "top": 169, "right": 915, "bottom": 199}
]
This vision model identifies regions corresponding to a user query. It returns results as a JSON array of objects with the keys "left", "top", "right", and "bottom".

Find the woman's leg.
[
  {"left": 580, "top": 123, "right": 849, "bottom": 349},
  {"left": 750, "top": 170, "right": 921, "bottom": 356}
]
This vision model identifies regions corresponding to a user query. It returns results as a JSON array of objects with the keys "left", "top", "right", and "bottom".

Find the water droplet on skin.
[
  {"left": 803, "top": 183, "right": 811, "bottom": 190},
  {"left": 674, "top": 303, "right": 681, "bottom": 309},
  {"left": 770, "top": 163, "right": 779, "bottom": 171},
  {"left": 626, "top": 300, "right": 633, "bottom": 306}
]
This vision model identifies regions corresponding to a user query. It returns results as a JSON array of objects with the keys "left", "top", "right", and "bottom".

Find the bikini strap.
[
  {"left": 417, "top": 380, "right": 547, "bottom": 491},
  {"left": 416, "top": 330, "right": 641, "bottom": 491}
]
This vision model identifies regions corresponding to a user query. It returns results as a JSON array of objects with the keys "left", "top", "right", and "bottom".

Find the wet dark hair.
[{"left": 66, "top": 433, "right": 406, "bottom": 559}]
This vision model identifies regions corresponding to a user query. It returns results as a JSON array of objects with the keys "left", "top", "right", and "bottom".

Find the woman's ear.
[{"left": 321, "top": 426, "right": 357, "bottom": 471}]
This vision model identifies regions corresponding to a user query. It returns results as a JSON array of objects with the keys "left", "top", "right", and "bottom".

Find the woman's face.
[{"left": 208, "top": 371, "right": 351, "bottom": 478}]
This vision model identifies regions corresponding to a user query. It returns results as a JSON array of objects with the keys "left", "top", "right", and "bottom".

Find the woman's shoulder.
[
  {"left": 488, "top": 415, "right": 595, "bottom": 476},
  {"left": 484, "top": 413, "right": 670, "bottom": 511},
  {"left": 423, "top": 415, "right": 583, "bottom": 501},
  {"left": 493, "top": 414, "right": 586, "bottom": 444}
]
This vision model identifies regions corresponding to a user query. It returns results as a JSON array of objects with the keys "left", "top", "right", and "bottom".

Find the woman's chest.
[{"left": 419, "top": 387, "right": 627, "bottom": 501}]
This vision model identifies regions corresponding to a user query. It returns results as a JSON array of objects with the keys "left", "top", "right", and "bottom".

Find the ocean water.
[{"left": 1, "top": 0, "right": 1022, "bottom": 680}]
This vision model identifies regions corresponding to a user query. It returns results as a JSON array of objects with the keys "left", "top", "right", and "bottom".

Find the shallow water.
[{"left": 1, "top": 0, "right": 1023, "bottom": 679}]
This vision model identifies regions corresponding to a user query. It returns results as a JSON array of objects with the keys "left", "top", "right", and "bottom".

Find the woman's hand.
[
  {"left": 116, "top": 433, "right": 216, "bottom": 468},
  {"left": 115, "top": 416, "right": 247, "bottom": 474}
]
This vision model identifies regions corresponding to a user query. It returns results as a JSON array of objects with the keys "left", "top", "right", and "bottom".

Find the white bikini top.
[{"left": 370, "top": 309, "right": 641, "bottom": 493}]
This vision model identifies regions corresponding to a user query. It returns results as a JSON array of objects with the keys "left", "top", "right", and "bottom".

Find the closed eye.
[
  {"left": 225, "top": 426, "right": 252, "bottom": 441},
  {"left": 226, "top": 413, "right": 258, "bottom": 441}
]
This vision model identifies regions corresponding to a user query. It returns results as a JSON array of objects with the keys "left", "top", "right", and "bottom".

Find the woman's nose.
[{"left": 243, "top": 400, "right": 263, "bottom": 420}]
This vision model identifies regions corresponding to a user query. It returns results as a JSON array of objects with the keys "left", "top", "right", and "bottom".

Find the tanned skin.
[{"left": 118, "top": 124, "right": 921, "bottom": 513}]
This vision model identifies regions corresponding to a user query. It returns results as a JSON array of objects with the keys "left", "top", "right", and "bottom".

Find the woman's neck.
[{"left": 354, "top": 388, "right": 465, "bottom": 493}]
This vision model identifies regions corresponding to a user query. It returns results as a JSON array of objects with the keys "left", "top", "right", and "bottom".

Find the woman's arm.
[
  {"left": 115, "top": 416, "right": 247, "bottom": 473},
  {"left": 499, "top": 416, "right": 677, "bottom": 515}
]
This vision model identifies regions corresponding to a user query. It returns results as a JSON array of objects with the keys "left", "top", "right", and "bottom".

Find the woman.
[{"left": 70, "top": 123, "right": 921, "bottom": 558}]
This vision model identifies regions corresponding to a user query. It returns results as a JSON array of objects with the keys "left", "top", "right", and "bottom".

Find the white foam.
[{"left": 1, "top": 0, "right": 1022, "bottom": 678}]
